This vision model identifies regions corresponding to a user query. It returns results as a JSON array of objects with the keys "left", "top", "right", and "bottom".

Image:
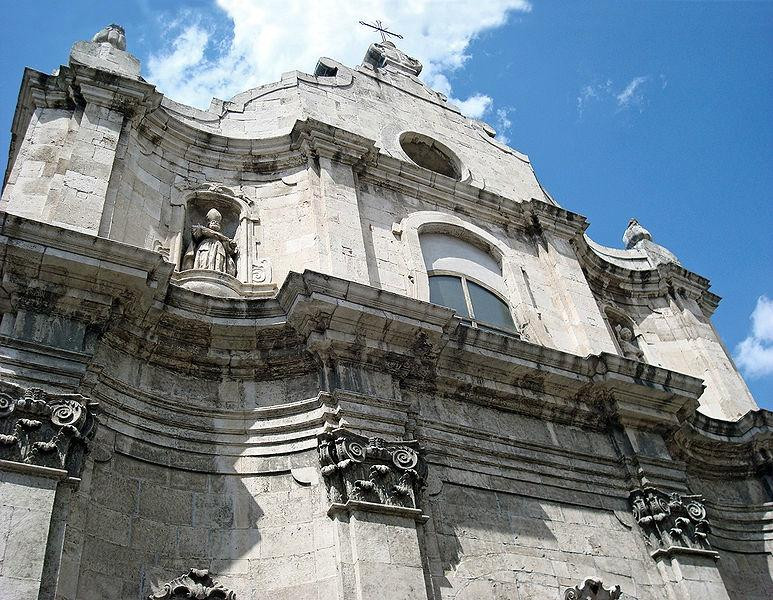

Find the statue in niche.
[
  {"left": 182, "top": 208, "right": 238, "bottom": 276},
  {"left": 615, "top": 324, "right": 644, "bottom": 361}
]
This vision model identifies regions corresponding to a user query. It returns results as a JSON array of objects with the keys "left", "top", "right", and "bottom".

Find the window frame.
[{"left": 427, "top": 268, "right": 517, "bottom": 334}]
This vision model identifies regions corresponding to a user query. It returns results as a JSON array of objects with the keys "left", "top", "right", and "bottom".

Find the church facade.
[{"left": 0, "top": 24, "right": 770, "bottom": 600}]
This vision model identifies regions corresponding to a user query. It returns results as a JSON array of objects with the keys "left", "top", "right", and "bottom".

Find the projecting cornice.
[
  {"left": 670, "top": 408, "right": 773, "bottom": 476},
  {"left": 0, "top": 213, "right": 706, "bottom": 436}
]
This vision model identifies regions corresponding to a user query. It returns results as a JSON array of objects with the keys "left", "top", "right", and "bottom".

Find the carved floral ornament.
[
  {"left": 564, "top": 577, "right": 622, "bottom": 600},
  {"left": 629, "top": 487, "right": 714, "bottom": 557},
  {"left": 318, "top": 429, "right": 427, "bottom": 513},
  {"left": 150, "top": 569, "right": 236, "bottom": 600},
  {"left": 0, "top": 382, "right": 98, "bottom": 477}
]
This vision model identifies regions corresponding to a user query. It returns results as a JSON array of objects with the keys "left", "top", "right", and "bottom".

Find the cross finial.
[{"left": 359, "top": 19, "right": 403, "bottom": 43}]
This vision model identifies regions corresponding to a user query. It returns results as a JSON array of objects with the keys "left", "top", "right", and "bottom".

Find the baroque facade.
[{"left": 0, "top": 24, "right": 771, "bottom": 600}]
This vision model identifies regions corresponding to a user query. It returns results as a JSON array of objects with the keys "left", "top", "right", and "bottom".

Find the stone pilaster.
[
  {"left": 318, "top": 429, "right": 429, "bottom": 599},
  {"left": 628, "top": 486, "right": 730, "bottom": 599},
  {"left": 0, "top": 381, "right": 98, "bottom": 599}
]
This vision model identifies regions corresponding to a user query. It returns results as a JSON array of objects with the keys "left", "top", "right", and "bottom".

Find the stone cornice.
[
  {"left": 574, "top": 232, "right": 721, "bottom": 316},
  {"left": 0, "top": 215, "right": 707, "bottom": 434},
  {"left": 670, "top": 408, "right": 773, "bottom": 476}
]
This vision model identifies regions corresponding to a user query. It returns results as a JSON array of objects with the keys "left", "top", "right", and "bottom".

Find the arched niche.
[{"left": 168, "top": 186, "right": 271, "bottom": 298}]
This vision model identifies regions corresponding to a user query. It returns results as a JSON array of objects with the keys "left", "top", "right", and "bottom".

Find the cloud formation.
[
  {"left": 146, "top": 0, "right": 531, "bottom": 119},
  {"left": 616, "top": 76, "right": 649, "bottom": 108},
  {"left": 576, "top": 75, "right": 658, "bottom": 117},
  {"left": 735, "top": 295, "right": 773, "bottom": 378}
]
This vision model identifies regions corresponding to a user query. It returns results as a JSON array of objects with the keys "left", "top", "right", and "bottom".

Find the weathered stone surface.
[{"left": 0, "top": 24, "right": 770, "bottom": 600}]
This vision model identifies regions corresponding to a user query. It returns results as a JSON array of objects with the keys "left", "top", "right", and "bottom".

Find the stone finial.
[
  {"left": 564, "top": 577, "right": 622, "bottom": 600},
  {"left": 0, "top": 382, "right": 99, "bottom": 477},
  {"left": 362, "top": 41, "right": 423, "bottom": 77},
  {"left": 150, "top": 569, "right": 236, "bottom": 600},
  {"left": 623, "top": 218, "right": 652, "bottom": 249},
  {"left": 621, "top": 218, "right": 681, "bottom": 267},
  {"left": 71, "top": 23, "right": 140, "bottom": 78},
  {"left": 92, "top": 24, "right": 127, "bottom": 51}
]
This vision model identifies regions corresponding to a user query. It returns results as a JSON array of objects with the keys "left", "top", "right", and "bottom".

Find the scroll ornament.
[
  {"left": 150, "top": 569, "right": 236, "bottom": 600},
  {"left": 565, "top": 577, "right": 622, "bottom": 600},
  {"left": 0, "top": 382, "right": 98, "bottom": 477},
  {"left": 629, "top": 487, "right": 712, "bottom": 554},
  {"left": 318, "top": 429, "right": 426, "bottom": 509}
]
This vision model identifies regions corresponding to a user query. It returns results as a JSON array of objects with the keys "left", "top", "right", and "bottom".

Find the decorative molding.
[
  {"left": 0, "top": 382, "right": 98, "bottom": 477},
  {"left": 564, "top": 577, "right": 622, "bottom": 600},
  {"left": 318, "top": 429, "right": 426, "bottom": 513},
  {"left": 629, "top": 487, "right": 716, "bottom": 559},
  {"left": 150, "top": 569, "right": 236, "bottom": 600}
]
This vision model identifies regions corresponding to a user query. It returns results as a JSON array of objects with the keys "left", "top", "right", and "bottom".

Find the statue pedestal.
[
  {"left": 174, "top": 269, "right": 243, "bottom": 298},
  {"left": 173, "top": 269, "right": 277, "bottom": 298}
]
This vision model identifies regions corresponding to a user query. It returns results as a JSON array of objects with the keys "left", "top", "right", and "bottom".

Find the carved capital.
[
  {"left": 150, "top": 569, "right": 235, "bottom": 600},
  {"left": 564, "top": 577, "right": 622, "bottom": 600},
  {"left": 0, "top": 382, "right": 98, "bottom": 477},
  {"left": 318, "top": 429, "right": 426, "bottom": 514},
  {"left": 629, "top": 487, "right": 716, "bottom": 559}
]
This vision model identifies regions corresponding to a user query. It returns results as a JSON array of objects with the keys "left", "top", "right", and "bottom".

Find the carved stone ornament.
[
  {"left": 150, "top": 569, "right": 235, "bottom": 600},
  {"left": 362, "top": 41, "right": 423, "bottom": 77},
  {"left": 251, "top": 258, "right": 272, "bottom": 283},
  {"left": 182, "top": 208, "right": 238, "bottom": 276},
  {"left": 629, "top": 487, "right": 713, "bottom": 557},
  {"left": 614, "top": 324, "right": 644, "bottom": 361},
  {"left": 0, "top": 381, "right": 98, "bottom": 477},
  {"left": 318, "top": 429, "right": 426, "bottom": 511},
  {"left": 92, "top": 24, "right": 127, "bottom": 51},
  {"left": 564, "top": 577, "right": 622, "bottom": 600}
]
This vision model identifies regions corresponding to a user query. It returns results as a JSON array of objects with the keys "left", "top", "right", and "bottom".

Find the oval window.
[{"left": 399, "top": 132, "right": 462, "bottom": 180}]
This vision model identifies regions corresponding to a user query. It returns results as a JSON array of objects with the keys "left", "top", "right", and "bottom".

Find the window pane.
[
  {"left": 468, "top": 281, "right": 516, "bottom": 331},
  {"left": 428, "top": 275, "right": 469, "bottom": 317}
]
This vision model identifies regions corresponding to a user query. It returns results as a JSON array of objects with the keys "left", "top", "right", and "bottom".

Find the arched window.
[{"left": 420, "top": 232, "right": 516, "bottom": 333}]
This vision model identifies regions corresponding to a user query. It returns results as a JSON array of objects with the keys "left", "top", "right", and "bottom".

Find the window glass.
[
  {"left": 468, "top": 280, "right": 515, "bottom": 331},
  {"left": 428, "top": 275, "right": 469, "bottom": 317}
]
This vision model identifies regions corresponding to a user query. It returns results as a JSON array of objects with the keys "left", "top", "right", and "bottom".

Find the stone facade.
[{"left": 0, "top": 26, "right": 770, "bottom": 600}]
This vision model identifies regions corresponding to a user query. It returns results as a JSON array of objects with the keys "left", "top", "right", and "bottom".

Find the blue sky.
[{"left": 1, "top": 1, "right": 771, "bottom": 408}]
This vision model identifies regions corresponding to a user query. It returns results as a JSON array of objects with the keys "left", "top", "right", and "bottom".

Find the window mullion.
[{"left": 461, "top": 277, "right": 476, "bottom": 322}]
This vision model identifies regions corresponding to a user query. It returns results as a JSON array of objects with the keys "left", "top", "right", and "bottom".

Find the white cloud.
[
  {"left": 494, "top": 106, "right": 513, "bottom": 144},
  {"left": 735, "top": 295, "right": 773, "bottom": 378},
  {"left": 146, "top": 0, "right": 531, "bottom": 118},
  {"left": 616, "top": 75, "right": 649, "bottom": 108}
]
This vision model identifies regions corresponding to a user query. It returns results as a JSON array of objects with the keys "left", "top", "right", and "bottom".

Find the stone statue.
[
  {"left": 92, "top": 24, "right": 127, "bottom": 51},
  {"left": 182, "top": 208, "right": 238, "bottom": 276},
  {"left": 615, "top": 324, "right": 644, "bottom": 361}
]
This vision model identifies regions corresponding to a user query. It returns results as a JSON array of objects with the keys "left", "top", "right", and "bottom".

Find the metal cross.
[{"left": 359, "top": 19, "right": 403, "bottom": 42}]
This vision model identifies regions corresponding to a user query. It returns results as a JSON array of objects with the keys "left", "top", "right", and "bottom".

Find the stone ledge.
[
  {"left": 0, "top": 458, "right": 69, "bottom": 480},
  {"left": 650, "top": 546, "right": 720, "bottom": 561},
  {"left": 327, "top": 500, "right": 429, "bottom": 522}
]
